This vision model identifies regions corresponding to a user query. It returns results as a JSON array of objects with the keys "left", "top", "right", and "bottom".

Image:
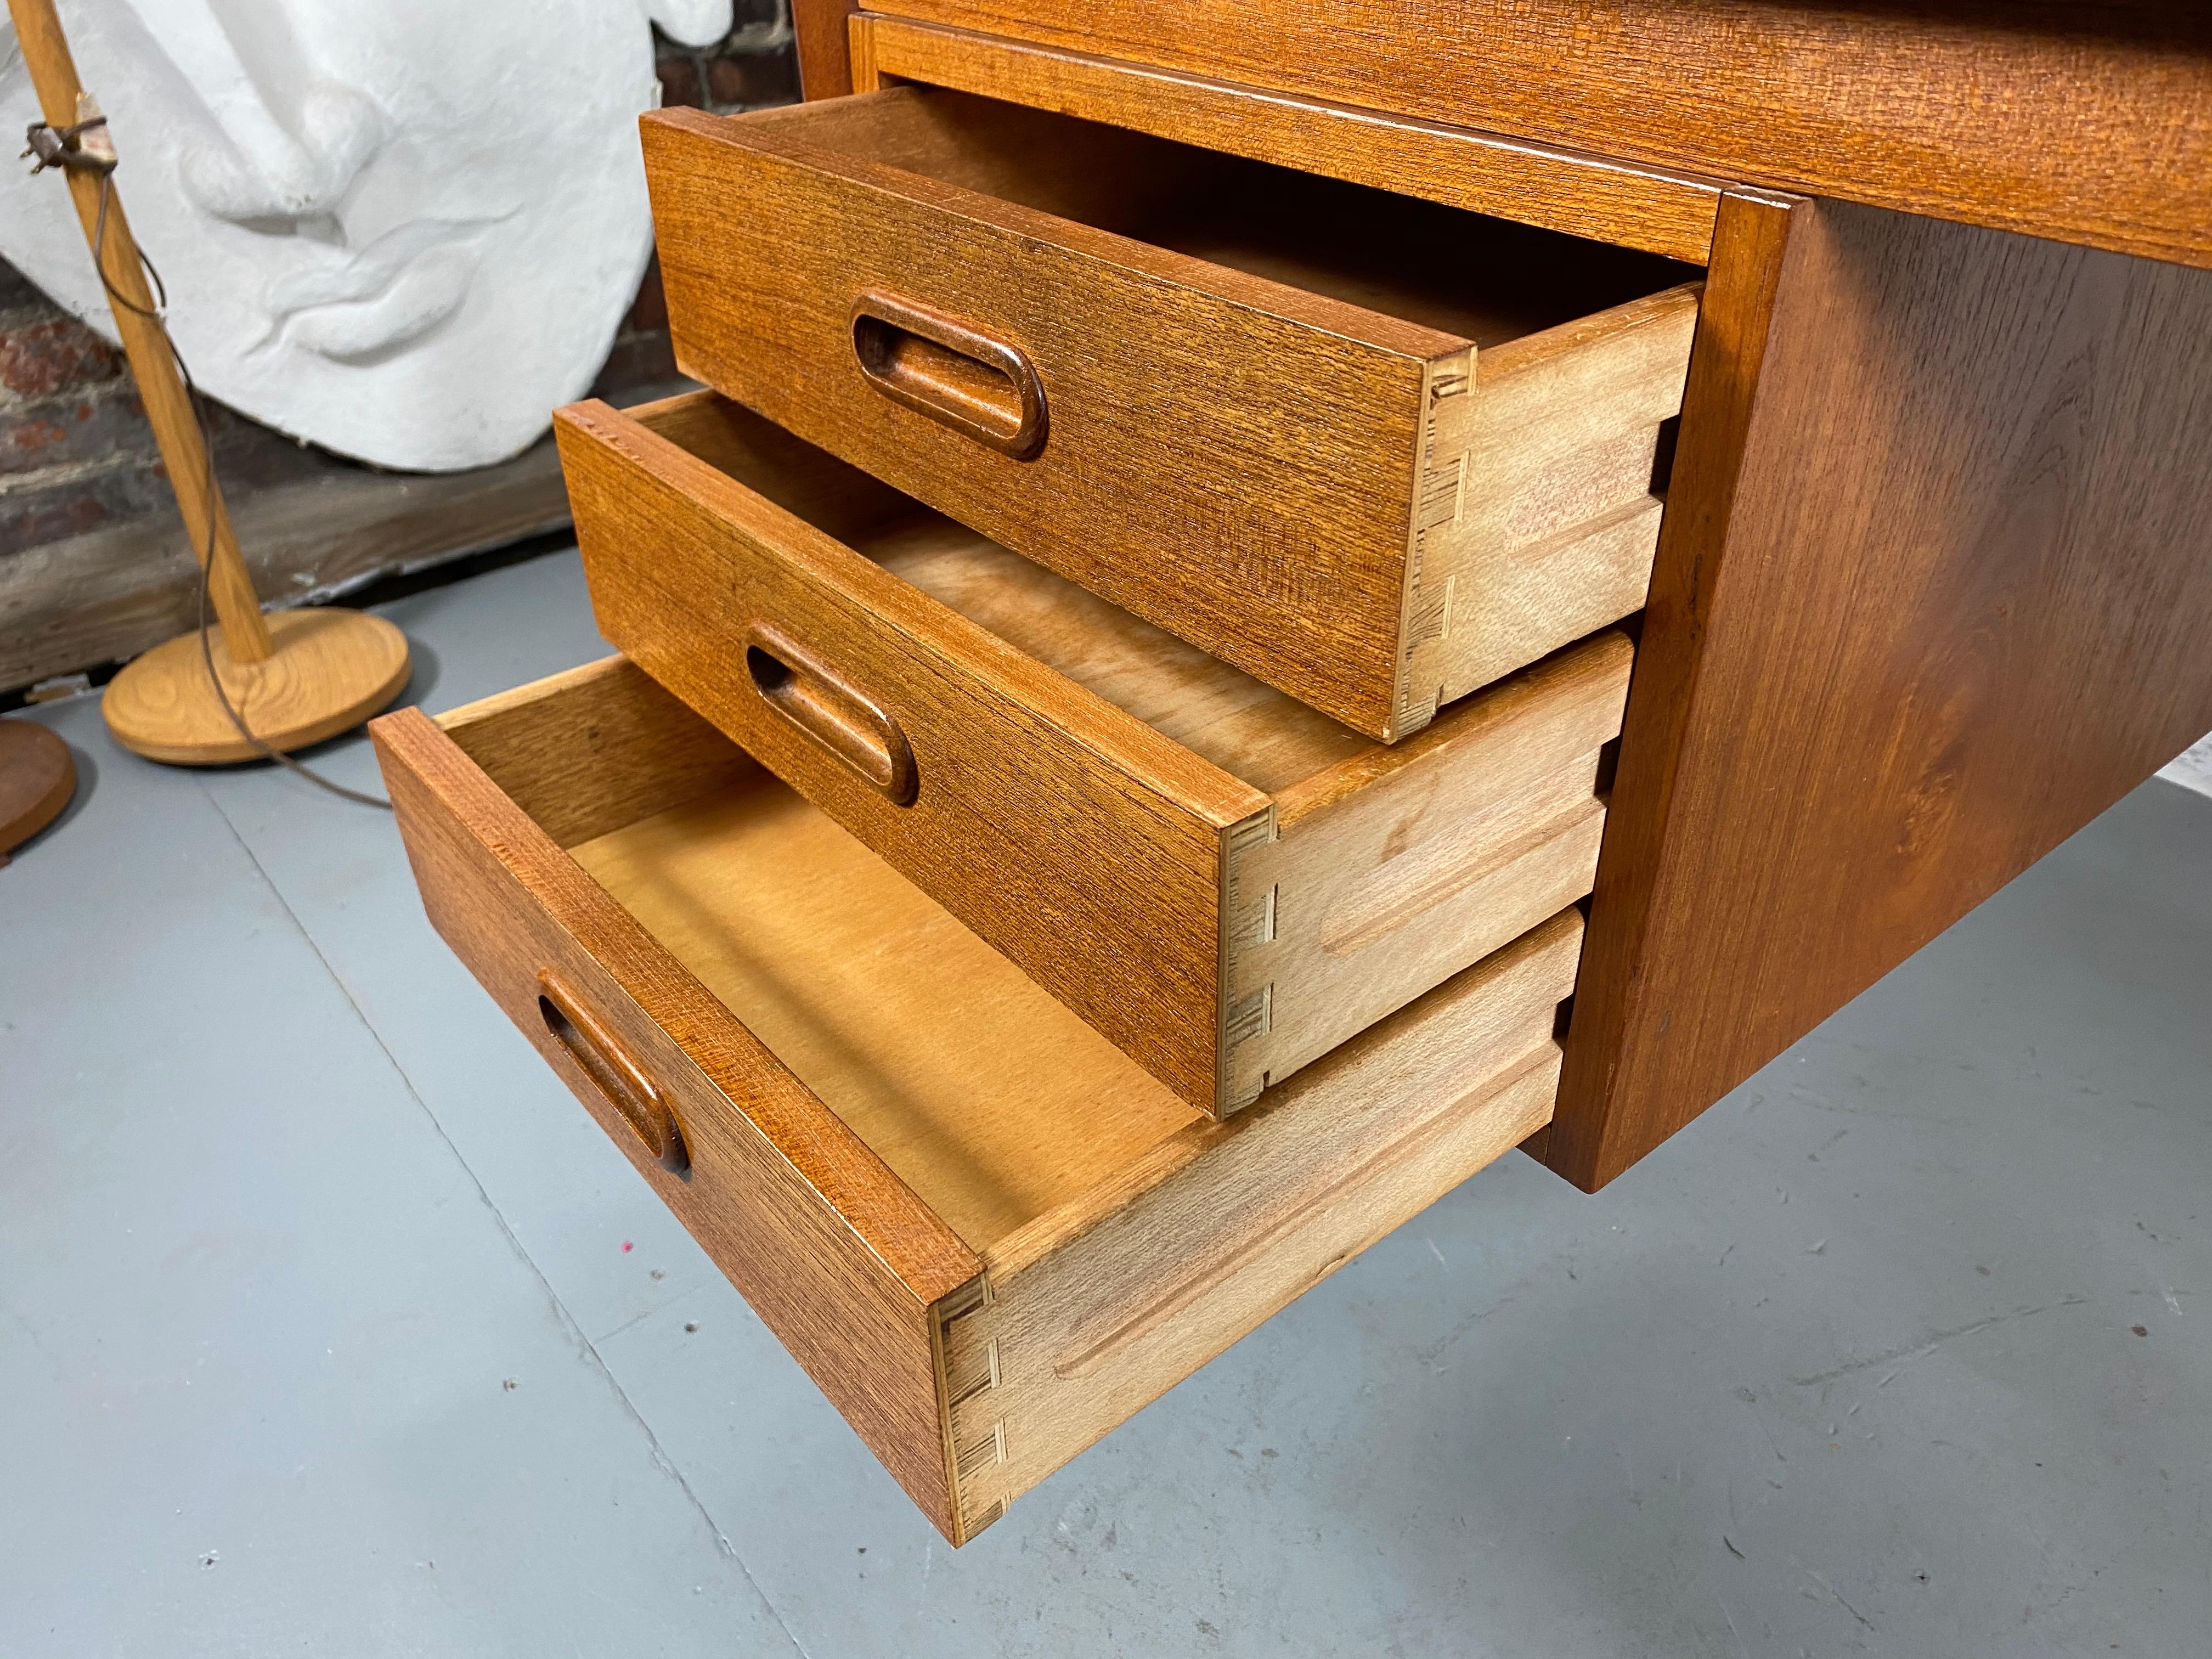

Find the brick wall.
[
  {"left": 0, "top": 7, "right": 798, "bottom": 585},
  {"left": 0, "top": 260, "right": 336, "bottom": 557}
]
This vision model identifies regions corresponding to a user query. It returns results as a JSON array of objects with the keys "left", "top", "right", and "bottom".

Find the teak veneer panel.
[
  {"left": 845, "top": 1, "right": 2212, "bottom": 268},
  {"left": 848, "top": 15, "right": 1725, "bottom": 263},
  {"left": 375, "top": 658, "right": 1585, "bottom": 1542},
  {"left": 640, "top": 87, "right": 1696, "bottom": 739},
  {"left": 556, "top": 392, "right": 1629, "bottom": 1115},
  {"left": 1552, "top": 193, "right": 2212, "bottom": 1189}
]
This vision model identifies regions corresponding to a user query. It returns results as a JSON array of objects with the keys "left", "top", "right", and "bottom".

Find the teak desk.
[
  {"left": 787, "top": 1, "right": 2212, "bottom": 1191},
  {"left": 374, "top": 2, "right": 2211, "bottom": 1542}
]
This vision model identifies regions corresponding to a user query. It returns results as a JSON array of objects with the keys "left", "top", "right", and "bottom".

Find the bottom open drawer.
[{"left": 371, "top": 656, "right": 1581, "bottom": 1544}]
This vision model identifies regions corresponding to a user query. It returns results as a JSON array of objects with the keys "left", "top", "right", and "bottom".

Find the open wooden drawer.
[
  {"left": 641, "top": 84, "right": 1701, "bottom": 740},
  {"left": 556, "top": 391, "right": 1627, "bottom": 1115},
  {"left": 370, "top": 657, "right": 1580, "bottom": 1544}
]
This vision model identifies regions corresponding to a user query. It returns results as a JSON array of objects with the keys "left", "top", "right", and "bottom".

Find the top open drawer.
[{"left": 642, "top": 85, "right": 1701, "bottom": 741}]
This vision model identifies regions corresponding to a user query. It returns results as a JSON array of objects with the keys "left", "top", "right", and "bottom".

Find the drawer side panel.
[
  {"left": 1229, "top": 631, "right": 1632, "bottom": 1097},
  {"left": 1402, "top": 284, "right": 1700, "bottom": 723},
  {"left": 942, "top": 909, "right": 1582, "bottom": 1533}
]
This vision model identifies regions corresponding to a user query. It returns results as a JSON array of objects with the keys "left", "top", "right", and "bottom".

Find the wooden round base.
[
  {"left": 103, "top": 608, "right": 411, "bottom": 766},
  {"left": 0, "top": 718, "right": 76, "bottom": 861}
]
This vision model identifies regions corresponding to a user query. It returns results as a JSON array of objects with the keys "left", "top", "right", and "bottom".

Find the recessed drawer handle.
[
  {"left": 745, "top": 624, "right": 920, "bottom": 806},
  {"left": 850, "top": 291, "right": 1047, "bottom": 460},
  {"left": 537, "top": 970, "right": 689, "bottom": 1173}
]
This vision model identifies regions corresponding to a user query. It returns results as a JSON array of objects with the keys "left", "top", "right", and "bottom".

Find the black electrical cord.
[{"left": 89, "top": 170, "right": 390, "bottom": 809}]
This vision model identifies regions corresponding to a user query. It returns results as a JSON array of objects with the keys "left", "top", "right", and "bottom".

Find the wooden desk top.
[{"left": 806, "top": 2, "right": 2212, "bottom": 268}]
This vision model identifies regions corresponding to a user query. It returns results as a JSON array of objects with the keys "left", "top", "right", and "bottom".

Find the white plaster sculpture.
[{"left": 0, "top": 0, "right": 732, "bottom": 470}]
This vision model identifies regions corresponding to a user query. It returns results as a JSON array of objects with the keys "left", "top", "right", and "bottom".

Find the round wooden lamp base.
[
  {"left": 0, "top": 717, "right": 76, "bottom": 862},
  {"left": 103, "top": 608, "right": 411, "bottom": 766}
]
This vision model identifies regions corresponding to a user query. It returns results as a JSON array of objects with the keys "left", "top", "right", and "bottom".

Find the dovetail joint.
[
  {"left": 940, "top": 1275, "right": 989, "bottom": 1320},
  {"left": 957, "top": 1419, "right": 1007, "bottom": 1481},
  {"left": 1231, "top": 882, "right": 1278, "bottom": 949},
  {"left": 1224, "top": 983, "right": 1272, "bottom": 1046},
  {"left": 1417, "top": 452, "right": 1465, "bottom": 531},
  {"left": 1402, "top": 572, "right": 1454, "bottom": 652},
  {"left": 1226, "top": 811, "right": 1277, "bottom": 854},
  {"left": 948, "top": 1336, "right": 1001, "bottom": 1407}
]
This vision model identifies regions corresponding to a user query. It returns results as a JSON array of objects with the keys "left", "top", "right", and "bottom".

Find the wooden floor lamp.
[{"left": 9, "top": 0, "right": 411, "bottom": 766}]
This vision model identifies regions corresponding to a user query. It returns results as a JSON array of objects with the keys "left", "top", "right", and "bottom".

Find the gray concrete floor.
[{"left": 4, "top": 549, "right": 2207, "bottom": 1658}]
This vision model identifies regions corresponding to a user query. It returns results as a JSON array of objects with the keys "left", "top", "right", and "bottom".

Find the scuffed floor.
[{"left": 4, "top": 550, "right": 2207, "bottom": 1657}]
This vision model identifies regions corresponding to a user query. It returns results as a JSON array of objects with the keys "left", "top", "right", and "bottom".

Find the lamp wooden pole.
[
  {"left": 9, "top": 0, "right": 411, "bottom": 765},
  {"left": 9, "top": 0, "right": 269, "bottom": 658}
]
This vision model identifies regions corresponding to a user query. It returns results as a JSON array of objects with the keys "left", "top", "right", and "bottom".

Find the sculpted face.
[{"left": 1, "top": 0, "right": 731, "bottom": 470}]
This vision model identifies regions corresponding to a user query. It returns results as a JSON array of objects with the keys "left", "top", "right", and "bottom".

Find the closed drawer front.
[
  {"left": 555, "top": 391, "right": 1629, "bottom": 1115},
  {"left": 642, "top": 85, "right": 1698, "bottom": 741},
  {"left": 370, "top": 658, "right": 1583, "bottom": 1543}
]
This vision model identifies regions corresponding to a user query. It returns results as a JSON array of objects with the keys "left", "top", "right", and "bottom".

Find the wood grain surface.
[
  {"left": 370, "top": 666, "right": 984, "bottom": 1538},
  {"left": 858, "top": 1, "right": 2212, "bottom": 268},
  {"left": 100, "top": 607, "right": 411, "bottom": 764},
  {"left": 377, "top": 653, "right": 1590, "bottom": 1543},
  {"left": 941, "top": 909, "right": 1582, "bottom": 1537},
  {"left": 437, "top": 654, "right": 761, "bottom": 848},
  {"left": 1551, "top": 193, "right": 2212, "bottom": 1189},
  {"left": 1406, "top": 283, "right": 1697, "bottom": 729},
  {"left": 559, "top": 391, "right": 1624, "bottom": 1114},
  {"left": 644, "top": 91, "right": 1444, "bottom": 738},
  {"left": 872, "top": 526, "right": 1628, "bottom": 1109},
  {"left": 864, "top": 518, "right": 1367, "bottom": 793},
  {"left": 1229, "top": 631, "right": 1632, "bottom": 1099},
  {"left": 570, "top": 772, "right": 1203, "bottom": 1251},
  {"left": 849, "top": 15, "right": 1725, "bottom": 262},
  {"left": 0, "top": 717, "right": 74, "bottom": 861},
  {"left": 795, "top": 0, "right": 861, "bottom": 98},
  {"left": 642, "top": 90, "right": 1692, "bottom": 737},
  {"left": 557, "top": 394, "right": 1266, "bottom": 1114}
]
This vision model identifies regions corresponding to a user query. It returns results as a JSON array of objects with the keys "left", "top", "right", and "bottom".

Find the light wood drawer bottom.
[{"left": 373, "top": 658, "right": 1581, "bottom": 1543}]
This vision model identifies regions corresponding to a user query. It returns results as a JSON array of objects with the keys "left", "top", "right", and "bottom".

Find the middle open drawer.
[{"left": 556, "top": 390, "right": 1629, "bottom": 1116}]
